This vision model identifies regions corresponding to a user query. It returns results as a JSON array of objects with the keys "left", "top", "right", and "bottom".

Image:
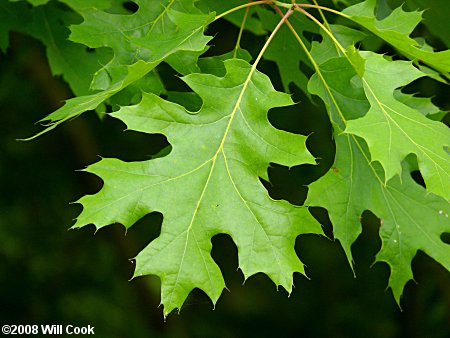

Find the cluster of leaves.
[{"left": 2, "top": 0, "right": 449, "bottom": 316}]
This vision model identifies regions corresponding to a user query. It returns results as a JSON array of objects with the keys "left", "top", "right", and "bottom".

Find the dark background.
[{"left": 1, "top": 0, "right": 449, "bottom": 337}]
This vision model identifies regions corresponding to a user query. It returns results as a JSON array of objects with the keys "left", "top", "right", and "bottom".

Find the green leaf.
[
  {"left": 310, "top": 25, "right": 367, "bottom": 65},
  {"left": 26, "top": 0, "right": 213, "bottom": 139},
  {"left": 0, "top": 1, "right": 30, "bottom": 52},
  {"left": 398, "top": 0, "right": 450, "bottom": 48},
  {"left": 393, "top": 90, "right": 446, "bottom": 118},
  {"left": 73, "top": 59, "right": 321, "bottom": 315},
  {"left": 65, "top": 0, "right": 212, "bottom": 83},
  {"left": 197, "top": 49, "right": 252, "bottom": 76},
  {"left": 344, "top": 52, "right": 450, "bottom": 200},
  {"left": 30, "top": 5, "right": 113, "bottom": 96},
  {"left": 8, "top": 0, "right": 50, "bottom": 6},
  {"left": 108, "top": 71, "right": 165, "bottom": 109},
  {"left": 1, "top": 1, "right": 112, "bottom": 95},
  {"left": 305, "top": 27, "right": 450, "bottom": 303},
  {"left": 306, "top": 132, "right": 450, "bottom": 303},
  {"left": 343, "top": 0, "right": 450, "bottom": 73},
  {"left": 307, "top": 25, "right": 368, "bottom": 130},
  {"left": 24, "top": 60, "right": 159, "bottom": 140}
]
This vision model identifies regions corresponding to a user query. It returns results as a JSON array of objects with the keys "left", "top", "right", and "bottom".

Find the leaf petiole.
[
  {"left": 214, "top": 0, "right": 270, "bottom": 22},
  {"left": 272, "top": 5, "right": 349, "bottom": 127},
  {"left": 233, "top": 0, "right": 252, "bottom": 58},
  {"left": 295, "top": 5, "right": 347, "bottom": 55},
  {"left": 250, "top": 8, "right": 294, "bottom": 69},
  {"left": 295, "top": 3, "right": 350, "bottom": 19}
]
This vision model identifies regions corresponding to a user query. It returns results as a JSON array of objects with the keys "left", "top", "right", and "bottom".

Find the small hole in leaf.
[
  {"left": 85, "top": 47, "right": 95, "bottom": 53},
  {"left": 410, "top": 23, "right": 447, "bottom": 52},
  {"left": 158, "top": 62, "right": 192, "bottom": 92},
  {"left": 351, "top": 210, "right": 383, "bottom": 267},
  {"left": 211, "top": 234, "right": 239, "bottom": 284},
  {"left": 104, "top": 104, "right": 113, "bottom": 114},
  {"left": 441, "top": 233, "right": 450, "bottom": 244},
  {"left": 402, "top": 76, "right": 450, "bottom": 110},
  {"left": 166, "top": 92, "right": 202, "bottom": 112},
  {"left": 122, "top": 1, "right": 139, "bottom": 13},
  {"left": 410, "top": 170, "right": 426, "bottom": 188},
  {"left": 309, "top": 207, "right": 333, "bottom": 239},
  {"left": 259, "top": 60, "right": 283, "bottom": 92},
  {"left": 267, "top": 164, "right": 308, "bottom": 205},
  {"left": 361, "top": 34, "right": 388, "bottom": 54}
]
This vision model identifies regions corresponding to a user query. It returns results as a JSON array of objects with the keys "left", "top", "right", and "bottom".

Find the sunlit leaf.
[{"left": 73, "top": 59, "right": 321, "bottom": 315}]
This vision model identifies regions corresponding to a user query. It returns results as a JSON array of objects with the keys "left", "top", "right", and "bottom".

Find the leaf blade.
[
  {"left": 345, "top": 52, "right": 450, "bottom": 199},
  {"left": 343, "top": 0, "right": 450, "bottom": 73},
  {"left": 74, "top": 59, "right": 321, "bottom": 315}
]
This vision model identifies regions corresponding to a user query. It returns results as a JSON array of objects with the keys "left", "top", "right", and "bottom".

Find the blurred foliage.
[{"left": 0, "top": 0, "right": 449, "bottom": 337}]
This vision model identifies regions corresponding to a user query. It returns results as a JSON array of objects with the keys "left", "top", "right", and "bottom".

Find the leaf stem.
[
  {"left": 296, "top": 3, "right": 350, "bottom": 19},
  {"left": 290, "top": 7, "right": 386, "bottom": 186},
  {"left": 215, "top": 0, "right": 387, "bottom": 189},
  {"left": 295, "top": 5, "right": 347, "bottom": 55},
  {"left": 272, "top": 5, "right": 348, "bottom": 126},
  {"left": 253, "top": 9, "right": 294, "bottom": 67},
  {"left": 266, "top": 5, "right": 388, "bottom": 190},
  {"left": 272, "top": 1, "right": 293, "bottom": 9},
  {"left": 233, "top": 0, "right": 252, "bottom": 58},
  {"left": 214, "top": 0, "right": 270, "bottom": 21},
  {"left": 311, "top": 0, "right": 331, "bottom": 32}
]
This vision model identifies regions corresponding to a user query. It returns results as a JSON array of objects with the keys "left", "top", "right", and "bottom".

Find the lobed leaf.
[
  {"left": 307, "top": 133, "right": 450, "bottom": 303},
  {"left": 26, "top": 0, "right": 213, "bottom": 138},
  {"left": 343, "top": 0, "right": 450, "bottom": 73},
  {"left": 65, "top": 0, "right": 213, "bottom": 81},
  {"left": 8, "top": 0, "right": 448, "bottom": 313},
  {"left": 405, "top": 0, "right": 450, "bottom": 48},
  {"left": 73, "top": 59, "right": 322, "bottom": 315},
  {"left": 307, "top": 25, "right": 368, "bottom": 130},
  {"left": 1, "top": 1, "right": 111, "bottom": 95},
  {"left": 305, "top": 26, "right": 450, "bottom": 303},
  {"left": 345, "top": 52, "right": 450, "bottom": 200}
]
